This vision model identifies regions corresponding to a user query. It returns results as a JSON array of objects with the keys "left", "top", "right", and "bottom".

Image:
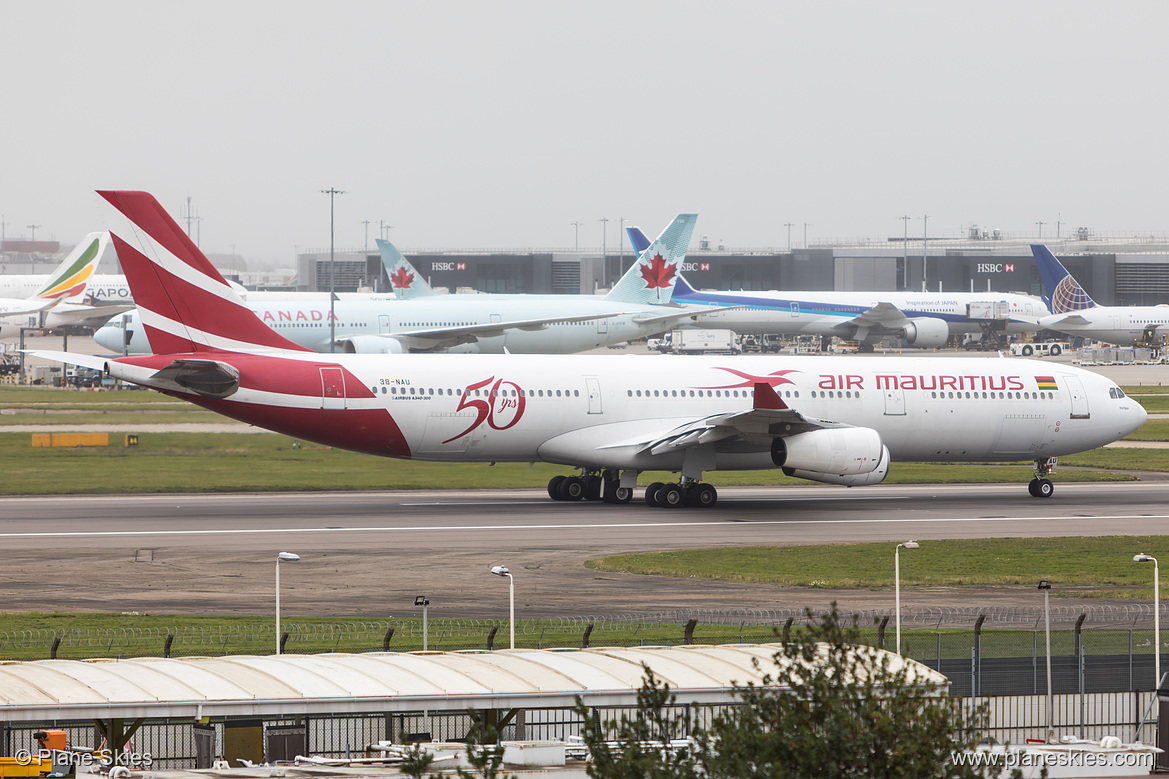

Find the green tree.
[{"left": 579, "top": 607, "right": 1022, "bottom": 779}]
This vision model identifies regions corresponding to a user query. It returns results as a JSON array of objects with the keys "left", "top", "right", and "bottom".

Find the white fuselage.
[
  {"left": 0, "top": 274, "right": 132, "bottom": 305},
  {"left": 97, "top": 293, "right": 687, "bottom": 355},
  {"left": 108, "top": 353, "right": 1144, "bottom": 474},
  {"left": 1040, "top": 307, "right": 1169, "bottom": 346},
  {"left": 675, "top": 289, "right": 1047, "bottom": 338}
]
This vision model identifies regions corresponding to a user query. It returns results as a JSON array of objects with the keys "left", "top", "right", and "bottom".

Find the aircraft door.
[
  {"left": 883, "top": 388, "right": 906, "bottom": 415},
  {"left": 596, "top": 317, "right": 607, "bottom": 335},
  {"left": 378, "top": 315, "right": 391, "bottom": 334},
  {"left": 320, "top": 367, "right": 346, "bottom": 410},
  {"left": 585, "top": 377, "right": 602, "bottom": 414},
  {"left": 1064, "top": 375, "right": 1090, "bottom": 419},
  {"left": 790, "top": 302, "right": 799, "bottom": 318}
]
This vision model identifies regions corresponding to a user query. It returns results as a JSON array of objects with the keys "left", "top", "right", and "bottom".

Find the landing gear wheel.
[
  {"left": 658, "top": 484, "right": 684, "bottom": 508},
  {"left": 548, "top": 475, "right": 566, "bottom": 500},
  {"left": 612, "top": 486, "right": 633, "bottom": 504},
  {"left": 645, "top": 482, "right": 665, "bottom": 507},
  {"left": 1028, "top": 477, "right": 1055, "bottom": 498},
  {"left": 688, "top": 482, "right": 718, "bottom": 508},
  {"left": 558, "top": 475, "right": 586, "bottom": 501}
]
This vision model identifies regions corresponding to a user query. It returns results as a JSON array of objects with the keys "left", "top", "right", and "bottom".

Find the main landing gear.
[
  {"left": 545, "top": 471, "right": 718, "bottom": 508},
  {"left": 1028, "top": 458, "right": 1056, "bottom": 498},
  {"left": 547, "top": 470, "right": 634, "bottom": 504},
  {"left": 644, "top": 479, "right": 718, "bottom": 509}
]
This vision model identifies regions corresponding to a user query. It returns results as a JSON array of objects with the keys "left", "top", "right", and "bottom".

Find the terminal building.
[{"left": 296, "top": 231, "right": 1169, "bottom": 307}]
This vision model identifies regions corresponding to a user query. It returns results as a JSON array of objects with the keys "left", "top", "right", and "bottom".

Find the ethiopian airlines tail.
[
  {"left": 33, "top": 232, "right": 111, "bottom": 302},
  {"left": 98, "top": 191, "right": 311, "bottom": 355},
  {"left": 377, "top": 239, "right": 435, "bottom": 299},
  {"left": 1032, "top": 244, "right": 1097, "bottom": 314},
  {"left": 604, "top": 214, "right": 696, "bottom": 305}
]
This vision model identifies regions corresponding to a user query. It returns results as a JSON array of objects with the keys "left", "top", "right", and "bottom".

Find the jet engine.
[
  {"left": 339, "top": 336, "right": 407, "bottom": 354},
  {"left": 783, "top": 445, "right": 890, "bottom": 486},
  {"left": 900, "top": 317, "right": 950, "bottom": 348},
  {"left": 770, "top": 427, "right": 884, "bottom": 475}
]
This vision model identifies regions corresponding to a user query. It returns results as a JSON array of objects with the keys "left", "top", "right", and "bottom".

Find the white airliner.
[
  {"left": 627, "top": 227, "right": 1047, "bottom": 348},
  {"left": 38, "top": 191, "right": 1145, "bottom": 509},
  {"left": 1033, "top": 244, "right": 1169, "bottom": 346},
  {"left": 95, "top": 215, "right": 719, "bottom": 355},
  {"left": 0, "top": 232, "right": 131, "bottom": 337}
]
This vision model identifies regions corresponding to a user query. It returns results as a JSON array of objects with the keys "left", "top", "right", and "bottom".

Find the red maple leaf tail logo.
[
  {"left": 639, "top": 253, "right": 677, "bottom": 290},
  {"left": 390, "top": 267, "right": 414, "bottom": 289}
]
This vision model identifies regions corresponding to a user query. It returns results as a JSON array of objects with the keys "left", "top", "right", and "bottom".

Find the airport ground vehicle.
[
  {"left": 1010, "top": 341, "right": 1069, "bottom": 357},
  {"left": 663, "top": 329, "right": 740, "bottom": 354}
]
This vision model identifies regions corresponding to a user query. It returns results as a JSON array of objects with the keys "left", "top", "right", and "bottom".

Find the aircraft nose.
[
  {"left": 1131, "top": 399, "right": 1149, "bottom": 432},
  {"left": 94, "top": 326, "right": 120, "bottom": 353}
]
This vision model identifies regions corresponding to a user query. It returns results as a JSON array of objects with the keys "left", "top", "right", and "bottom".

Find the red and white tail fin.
[{"left": 99, "top": 191, "right": 311, "bottom": 355}]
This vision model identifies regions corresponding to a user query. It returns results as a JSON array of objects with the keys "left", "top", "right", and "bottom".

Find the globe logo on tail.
[{"left": 1051, "top": 275, "right": 1094, "bottom": 313}]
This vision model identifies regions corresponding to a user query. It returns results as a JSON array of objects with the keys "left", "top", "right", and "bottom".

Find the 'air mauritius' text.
[{"left": 817, "top": 374, "right": 1027, "bottom": 391}]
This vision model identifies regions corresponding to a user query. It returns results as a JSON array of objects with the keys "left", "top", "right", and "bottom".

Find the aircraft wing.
[
  {"left": 848, "top": 301, "right": 910, "bottom": 328},
  {"left": 631, "top": 304, "right": 748, "bottom": 327},
  {"left": 363, "top": 310, "right": 638, "bottom": 351},
  {"left": 0, "top": 297, "right": 58, "bottom": 318},
  {"left": 1042, "top": 313, "right": 1092, "bottom": 326},
  {"left": 25, "top": 350, "right": 109, "bottom": 371},
  {"left": 603, "top": 383, "right": 851, "bottom": 456},
  {"left": 46, "top": 301, "right": 136, "bottom": 324}
]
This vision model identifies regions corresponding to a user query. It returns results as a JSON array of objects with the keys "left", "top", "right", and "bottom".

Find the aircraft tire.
[
  {"left": 1027, "top": 478, "right": 1040, "bottom": 497},
  {"left": 559, "top": 476, "right": 586, "bottom": 501},
  {"left": 659, "top": 484, "right": 684, "bottom": 508},
  {"left": 645, "top": 482, "right": 665, "bottom": 507},
  {"left": 612, "top": 486, "right": 633, "bottom": 504},
  {"left": 548, "top": 475, "right": 566, "bottom": 500},
  {"left": 1037, "top": 478, "right": 1054, "bottom": 498},
  {"left": 689, "top": 483, "right": 718, "bottom": 508}
]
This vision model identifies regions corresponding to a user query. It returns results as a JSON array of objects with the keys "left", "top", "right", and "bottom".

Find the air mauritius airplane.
[
  {"left": 38, "top": 191, "right": 1145, "bottom": 508},
  {"left": 95, "top": 215, "right": 715, "bottom": 355},
  {"left": 627, "top": 227, "right": 1047, "bottom": 348},
  {"left": 1033, "top": 244, "right": 1169, "bottom": 346}
]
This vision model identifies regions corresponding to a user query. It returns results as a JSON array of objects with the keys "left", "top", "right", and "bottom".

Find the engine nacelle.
[
  {"left": 770, "top": 427, "right": 884, "bottom": 476},
  {"left": 900, "top": 316, "right": 950, "bottom": 348},
  {"left": 340, "top": 336, "right": 407, "bottom": 354},
  {"left": 783, "top": 445, "right": 890, "bottom": 487}
]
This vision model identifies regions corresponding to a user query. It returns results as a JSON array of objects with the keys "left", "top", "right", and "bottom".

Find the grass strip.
[{"left": 585, "top": 536, "right": 1169, "bottom": 591}]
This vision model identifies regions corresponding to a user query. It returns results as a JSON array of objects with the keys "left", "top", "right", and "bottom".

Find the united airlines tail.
[
  {"left": 377, "top": 239, "right": 435, "bottom": 299},
  {"left": 604, "top": 214, "right": 696, "bottom": 305},
  {"left": 1032, "top": 244, "right": 1097, "bottom": 313},
  {"left": 98, "top": 191, "right": 311, "bottom": 355}
]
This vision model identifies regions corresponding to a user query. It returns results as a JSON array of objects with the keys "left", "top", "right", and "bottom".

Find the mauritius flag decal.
[{"left": 1036, "top": 376, "right": 1058, "bottom": 390}]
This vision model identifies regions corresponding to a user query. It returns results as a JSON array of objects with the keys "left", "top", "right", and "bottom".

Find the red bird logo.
[
  {"left": 390, "top": 267, "right": 414, "bottom": 289},
  {"left": 639, "top": 253, "right": 677, "bottom": 290},
  {"left": 697, "top": 368, "right": 801, "bottom": 390}
]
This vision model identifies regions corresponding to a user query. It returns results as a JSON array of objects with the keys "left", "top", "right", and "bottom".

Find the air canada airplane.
[
  {"left": 1033, "top": 244, "right": 1169, "bottom": 347},
  {"left": 627, "top": 227, "right": 1047, "bottom": 348},
  {"left": 40, "top": 191, "right": 1145, "bottom": 508},
  {"left": 0, "top": 232, "right": 131, "bottom": 337},
  {"left": 95, "top": 214, "right": 716, "bottom": 355}
]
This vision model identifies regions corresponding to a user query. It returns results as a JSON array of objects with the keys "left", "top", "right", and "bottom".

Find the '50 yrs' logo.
[{"left": 443, "top": 377, "right": 526, "bottom": 443}]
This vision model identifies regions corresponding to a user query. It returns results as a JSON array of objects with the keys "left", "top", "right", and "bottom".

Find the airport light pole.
[
  {"left": 598, "top": 218, "right": 610, "bottom": 260},
  {"left": 895, "top": 541, "right": 918, "bottom": 655},
  {"left": 1134, "top": 554, "right": 1160, "bottom": 690},
  {"left": 276, "top": 552, "right": 300, "bottom": 654},
  {"left": 900, "top": 215, "right": 910, "bottom": 274},
  {"left": 920, "top": 214, "right": 930, "bottom": 291},
  {"left": 321, "top": 188, "right": 346, "bottom": 352},
  {"left": 414, "top": 595, "right": 430, "bottom": 651},
  {"left": 1038, "top": 579, "right": 1053, "bottom": 734},
  {"left": 784, "top": 223, "right": 794, "bottom": 252},
  {"left": 491, "top": 565, "right": 514, "bottom": 649},
  {"left": 571, "top": 221, "right": 581, "bottom": 252}
]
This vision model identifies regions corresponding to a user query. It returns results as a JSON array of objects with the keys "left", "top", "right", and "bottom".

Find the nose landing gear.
[{"left": 1028, "top": 457, "right": 1057, "bottom": 498}]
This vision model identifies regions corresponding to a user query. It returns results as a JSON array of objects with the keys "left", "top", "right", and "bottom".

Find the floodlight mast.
[{"left": 491, "top": 565, "right": 514, "bottom": 649}]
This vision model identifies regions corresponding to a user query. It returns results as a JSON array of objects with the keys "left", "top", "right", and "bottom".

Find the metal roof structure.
[{"left": 0, "top": 643, "right": 946, "bottom": 721}]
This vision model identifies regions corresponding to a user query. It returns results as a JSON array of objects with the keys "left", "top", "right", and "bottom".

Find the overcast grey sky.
[{"left": 4, "top": 1, "right": 1167, "bottom": 266}]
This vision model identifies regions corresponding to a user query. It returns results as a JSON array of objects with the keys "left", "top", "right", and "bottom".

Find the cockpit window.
[{"left": 1108, "top": 387, "right": 1127, "bottom": 399}]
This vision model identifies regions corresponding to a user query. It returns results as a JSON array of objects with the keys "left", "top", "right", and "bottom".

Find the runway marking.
[
  {"left": 401, "top": 495, "right": 909, "bottom": 506},
  {"left": 1, "top": 514, "right": 1167, "bottom": 538}
]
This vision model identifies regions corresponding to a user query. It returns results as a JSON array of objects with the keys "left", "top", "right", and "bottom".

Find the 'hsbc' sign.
[
  {"left": 431, "top": 262, "right": 467, "bottom": 271},
  {"left": 681, "top": 263, "right": 712, "bottom": 272},
  {"left": 976, "top": 263, "right": 1016, "bottom": 273}
]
